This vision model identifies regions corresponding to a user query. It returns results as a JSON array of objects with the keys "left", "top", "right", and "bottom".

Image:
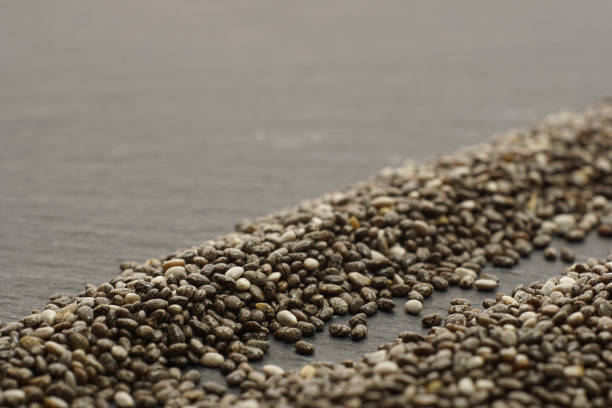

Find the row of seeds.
[{"left": 0, "top": 102, "right": 611, "bottom": 407}]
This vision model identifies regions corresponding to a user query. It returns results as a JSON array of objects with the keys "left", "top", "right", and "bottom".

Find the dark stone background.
[{"left": 1, "top": 1, "right": 611, "bottom": 377}]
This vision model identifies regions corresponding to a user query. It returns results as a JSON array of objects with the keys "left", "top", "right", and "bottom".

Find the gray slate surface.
[{"left": 1, "top": 0, "right": 612, "bottom": 374}]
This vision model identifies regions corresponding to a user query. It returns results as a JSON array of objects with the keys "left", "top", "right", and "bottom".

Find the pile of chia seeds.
[{"left": 1, "top": 101, "right": 611, "bottom": 407}]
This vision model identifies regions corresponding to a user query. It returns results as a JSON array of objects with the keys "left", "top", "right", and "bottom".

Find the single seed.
[
  {"left": 474, "top": 279, "right": 498, "bottom": 291},
  {"left": 544, "top": 247, "right": 557, "bottom": 261},
  {"left": 276, "top": 310, "right": 298, "bottom": 327},
  {"left": 563, "top": 365, "right": 584, "bottom": 379},
  {"left": 304, "top": 258, "right": 320, "bottom": 271},
  {"left": 43, "top": 396, "right": 69, "bottom": 408},
  {"left": 225, "top": 266, "right": 244, "bottom": 280},
  {"left": 235, "top": 278, "right": 251, "bottom": 291},
  {"left": 413, "top": 220, "right": 430, "bottom": 236},
  {"left": 374, "top": 361, "right": 398, "bottom": 375},
  {"left": 351, "top": 324, "right": 367, "bottom": 341},
  {"left": 404, "top": 299, "right": 423, "bottom": 315},
  {"left": 329, "top": 323, "right": 351, "bottom": 337},
  {"left": 201, "top": 352, "right": 224, "bottom": 367},
  {"left": 263, "top": 365, "right": 285, "bottom": 376},
  {"left": 114, "top": 391, "right": 135, "bottom": 408},
  {"left": 560, "top": 247, "right": 575, "bottom": 263},
  {"left": 295, "top": 340, "right": 315, "bottom": 355},
  {"left": 567, "top": 312, "right": 584, "bottom": 326},
  {"left": 299, "top": 365, "right": 316, "bottom": 379},
  {"left": 421, "top": 313, "right": 442, "bottom": 328}
]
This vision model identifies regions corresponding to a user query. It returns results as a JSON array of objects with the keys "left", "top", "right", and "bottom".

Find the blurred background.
[{"left": 1, "top": 1, "right": 612, "bottom": 322}]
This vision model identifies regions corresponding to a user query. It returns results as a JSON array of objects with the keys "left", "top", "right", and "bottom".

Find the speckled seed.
[
  {"left": 474, "top": 279, "right": 498, "bottom": 291},
  {"left": 348, "top": 272, "right": 371, "bottom": 287},
  {"left": 67, "top": 332, "right": 89, "bottom": 350},
  {"left": 19, "top": 336, "right": 42, "bottom": 353},
  {"left": 114, "top": 391, "right": 135, "bottom": 408},
  {"left": 279, "top": 230, "right": 296, "bottom": 243},
  {"left": 351, "top": 324, "right": 367, "bottom": 341},
  {"left": 111, "top": 345, "right": 128, "bottom": 361},
  {"left": 533, "top": 234, "right": 552, "bottom": 248},
  {"left": 274, "top": 327, "right": 302, "bottom": 342},
  {"left": 235, "top": 278, "right": 251, "bottom": 291},
  {"left": 404, "top": 299, "right": 423, "bottom": 315},
  {"left": 560, "top": 247, "right": 575, "bottom": 263},
  {"left": 421, "top": 313, "right": 442, "bottom": 328},
  {"left": 295, "top": 340, "right": 315, "bottom": 355},
  {"left": 276, "top": 310, "right": 298, "bottom": 327},
  {"left": 412, "top": 220, "right": 430, "bottom": 236},
  {"left": 165, "top": 265, "right": 186, "bottom": 279},
  {"left": 567, "top": 312, "right": 584, "bottom": 326},
  {"left": 201, "top": 352, "right": 225, "bottom": 367},
  {"left": 454, "top": 267, "right": 477, "bottom": 279},
  {"left": 329, "top": 323, "right": 351, "bottom": 337},
  {"left": 226, "top": 368, "right": 247, "bottom": 386},
  {"left": 544, "top": 247, "right": 557, "bottom": 261},
  {"left": 41, "top": 309, "right": 56, "bottom": 325},
  {"left": 32, "top": 326, "right": 54, "bottom": 339},
  {"left": 225, "top": 266, "right": 244, "bottom": 280},
  {"left": 304, "top": 258, "right": 319, "bottom": 271},
  {"left": 76, "top": 306, "right": 94, "bottom": 322},
  {"left": 44, "top": 341, "right": 67, "bottom": 356}
]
